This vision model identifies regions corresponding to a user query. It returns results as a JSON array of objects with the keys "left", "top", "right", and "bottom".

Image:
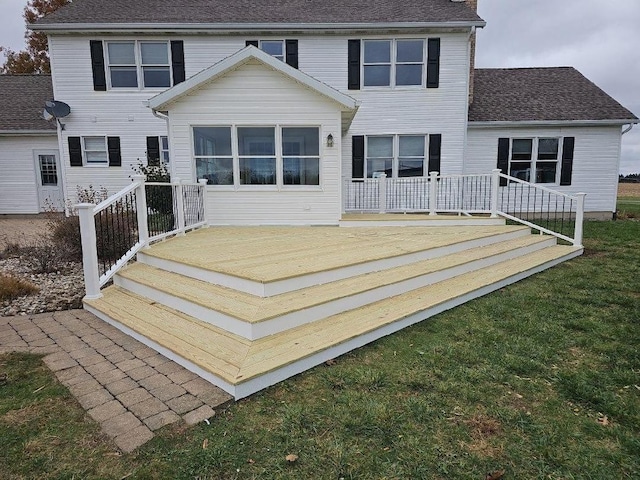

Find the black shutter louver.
[
  {"left": 68, "top": 137, "right": 83, "bottom": 166},
  {"left": 348, "top": 40, "right": 361, "bottom": 90},
  {"left": 89, "top": 40, "right": 106, "bottom": 91},
  {"left": 246, "top": 40, "right": 259, "bottom": 47},
  {"left": 107, "top": 137, "right": 122, "bottom": 167},
  {"left": 560, "top": 137, "right": 575, "bottom": 186},
  {"left": 146, "top": 136, "right": 160, "bottom": 166},
  {"left": 170, "top": 40, "right": 186, "bottom": 85},
  {"left": 352, "top": 135, "right": 365, "bottom": 178},
  {"left": 497, "top": 137, "right": 510, "bottom": 186},
  {"left": 426, "top": 38, "right": 440, "bottom": 88},
  {"left": 285, "top": 39, "right": 298, "bottom": 69},
  {"left": 428, "top": 134, "right": 442, "bottom": 174}
]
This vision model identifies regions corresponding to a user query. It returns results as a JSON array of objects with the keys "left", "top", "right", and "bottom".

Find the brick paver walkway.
[{"left": 0, "top": 309, "right": 232, "bottom": 452}]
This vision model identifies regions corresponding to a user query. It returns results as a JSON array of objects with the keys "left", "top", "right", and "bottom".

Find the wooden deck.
[{"left": 85, "top": 221, "right": 583, "bottom": 399}]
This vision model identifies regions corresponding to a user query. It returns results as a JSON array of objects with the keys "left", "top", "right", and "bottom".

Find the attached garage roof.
[
  {"left": 469, "top": 67, "right": 638, "bottom": 125},
  {"left": 34, "top": 0, "right": 484, "bottom": 28},
  {"left": 0, "top": 75, "right": 56, "bottom": 133}
]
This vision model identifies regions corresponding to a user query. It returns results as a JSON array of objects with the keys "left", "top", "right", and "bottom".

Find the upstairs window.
[
  {"left": 106, "top": 41, "right": 171, "bottom": 89},
  {"left": 260, "top": 40, "right": 285, "bottom": 61},
  {"left": 362, "top": 39, "right": 424, "bottom": 87}
]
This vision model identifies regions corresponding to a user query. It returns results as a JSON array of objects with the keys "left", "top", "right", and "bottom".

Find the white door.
[{"left": 35, "top": 151, "right": 63, "bottom": 212}]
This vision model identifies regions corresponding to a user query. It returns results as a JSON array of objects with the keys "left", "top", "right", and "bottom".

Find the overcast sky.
[{"left": 1, "top": 0, "right": 638, "bottom": 173}]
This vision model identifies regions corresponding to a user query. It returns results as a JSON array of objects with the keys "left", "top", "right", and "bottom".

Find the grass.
[
  {"left": 0, "top": 274, "right": 39, "bottom": 301},
  {"left": 617, "top": 182, "right": 640, "bottom": 218},
  {"left": 1, "top": 219, "right": 639, "bottom": 479}
]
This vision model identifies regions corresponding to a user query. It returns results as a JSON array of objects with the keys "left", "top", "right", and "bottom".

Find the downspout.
[
  {"left": 151, "top": 109, "right": 174, "bottom": 180},
  {"left": 621, "top": 124, "right": 633, "bottom": 135}
]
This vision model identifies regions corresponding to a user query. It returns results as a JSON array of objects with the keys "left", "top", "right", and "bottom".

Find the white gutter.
[
  {"left": 30, "top": 20, "right": 486, "bottom": 33},
  {"left": 468, "top": 119, "right": 640, "bottom": 128},
  {"left": 0, "top": 130, "right": 58, "bottom": 136}
]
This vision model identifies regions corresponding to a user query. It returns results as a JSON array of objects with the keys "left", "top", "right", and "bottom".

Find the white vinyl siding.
[
  {"left": 0, "top": 135, "right": 59, "bottom": 214},
  {"left": 167, "top": 60, "right": 342, "bottom": 225},
  {"left": 465, "top": 125, "right": 624, "bottom": 214}
]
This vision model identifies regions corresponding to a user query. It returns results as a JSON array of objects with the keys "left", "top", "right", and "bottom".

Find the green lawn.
[
  {"left": 617, "top": 196, "right": 640, "bottom": 218},
  {"left": 1, "top": 219, "right": 639, "bottom": 479}
]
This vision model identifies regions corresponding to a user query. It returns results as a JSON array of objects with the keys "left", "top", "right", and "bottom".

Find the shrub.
[
  {"left": 132, "top": 160, "right": 174, "bottom": 216},
  {"left": 51, "top": 215, "right": 82, "bottom": 262},
  {"left": 0, "top": 274, "right": 39, "bottom": 301},
  {"left": 23, "top": 239, "right": 65, "bottom": 274}
]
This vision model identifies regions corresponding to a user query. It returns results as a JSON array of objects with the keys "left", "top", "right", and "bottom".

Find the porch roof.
[{"left": 147, "top": 46, "right": 359, "bottom": 129}]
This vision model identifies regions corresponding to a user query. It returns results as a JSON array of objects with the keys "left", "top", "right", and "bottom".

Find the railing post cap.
[
  {"left": 132, "top": 174, "right": 145, "bottom": 181},
  {"left": 198, "top": 178, "right": 208, "bottom": 185},
  {"left": 492, "top": 168, "right": 502, "bottom": 173},
  {"left": 74, "top": 202, "right": 95, "bottom": 210},
  {"left": 429, "top": 171, "right": 439, "bottom": 176},
  {"left": 576, "top": 192, "right": 587, "bottom": 197}
]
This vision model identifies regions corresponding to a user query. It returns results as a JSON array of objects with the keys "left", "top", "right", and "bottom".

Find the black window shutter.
[
  {"left": 246, "top": 40, "right": 259, "bottom": 47},
  {"left": 146, "top": 136, "right": 160, "bottom": 166},
  {"left": 497, "top": 137, "right": 510, "bottom": 186},
  {"left": 348, "top": 40, "right": 361, "bottom": 90},
  {"left": 68, "top": 137, "right": 83, "bottom": 166},
  {"left": 426, "top": 38, "right": 441, "bottom": 88},
  {"left": 170, "top": 40, "right": 186, "bottom": 85},
  {"left": 352, "top": 135, "right": 365, "bottom": 178},
  {"left": 285, "top": 39, "right": 298, "bottom": 69},
  {"left": 107, "top": 137, "right": 122, "bottom": 167},
  {"left": 560, "top": 137, "right": 575, "bottom": 186},
  {"left": 89, "top": 40, "right": 106, "bottom": 91},
  {"left": 428, "top": 134, "right": 442, "bottom": 174}
]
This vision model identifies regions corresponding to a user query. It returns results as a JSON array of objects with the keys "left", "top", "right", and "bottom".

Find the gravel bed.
[{"left": 1, "top": 255, "right": 84, "bottom": 316}]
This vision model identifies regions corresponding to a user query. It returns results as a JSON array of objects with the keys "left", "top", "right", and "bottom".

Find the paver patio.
[{"left": 0, "top": 309, "right": 233, "bottom": 452}]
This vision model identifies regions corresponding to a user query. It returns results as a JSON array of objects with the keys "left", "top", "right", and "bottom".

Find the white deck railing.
[
  {"left": 344, "top": 169, "right": 585, "bottom": 246},
  {"left": 77, "top": 175, "right": 207, "bottom": 299}
]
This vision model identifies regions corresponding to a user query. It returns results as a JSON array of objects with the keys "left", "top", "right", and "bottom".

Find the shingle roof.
[
  {"left": 0, "top": 75, "right": 56, "bottom": 132},
  {"left": 469, "top": 67, "right": 638, "bottom": 123},
  {"left": 35, "top": 0, "right": 483, "bottom": 26}
]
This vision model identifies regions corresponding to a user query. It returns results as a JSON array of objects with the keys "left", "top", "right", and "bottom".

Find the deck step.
[
  {"left": 340, "top": 213, "right": 505, "bottom": 227},
  {"left": 137, "top": 225, "right": 531, "bottom": 297},
  {"left": 116, "top": 234, "right": 556, "bottom": 339},
  {"left": 86, "top": 244, "right": 582, "bottom": 399}
]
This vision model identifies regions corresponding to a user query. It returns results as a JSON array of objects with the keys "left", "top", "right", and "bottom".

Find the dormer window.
[{"left": 106, "top": 41, "right": 172, "bottom": 89}]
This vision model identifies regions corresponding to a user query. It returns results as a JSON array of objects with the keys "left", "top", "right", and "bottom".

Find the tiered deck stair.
[{"left": 85, "top": 221, "right": 582, "bottom": 399}]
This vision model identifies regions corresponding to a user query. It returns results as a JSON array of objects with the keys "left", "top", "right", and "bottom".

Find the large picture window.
[
  {"left": 106, "top": 41, "right": 172, "bottom": 89},
  {"left": 366, "top": 135, "right": 427, "bottom": 178},
  {"left": 194, "top": 126, "right": 320, "bottom": 187},
  {"left": 509, "top": 138, "right": 560, "bottom": 184},
  {"left": 363, "top": 39, "right": 424, "bottom": 87}
]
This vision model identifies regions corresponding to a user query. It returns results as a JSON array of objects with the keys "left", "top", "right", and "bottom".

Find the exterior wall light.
[{"left": 327, "top": 133, "right": 334, "bottom": 147}]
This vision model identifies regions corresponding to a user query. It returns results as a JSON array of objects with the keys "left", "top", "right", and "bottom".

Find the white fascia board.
[
  {"left": 148, "top": 46, "right": 359, "bottom": 111},
  {"left": 31, "top": 21, "right": 486, "bottom": 33},
  {"left": 0, "top": 130, "right": 58, "bottom": 136},
  {"left": 468, "top": 119, "right": 640, "bottom": 128}
]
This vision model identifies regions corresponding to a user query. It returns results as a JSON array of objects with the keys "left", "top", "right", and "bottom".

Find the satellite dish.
[
  {"left": 43, "top": 99, "right": 71, "bottom": 130},
  {"left": 44, "top": 100, "right": 71, "bottom": 118}
]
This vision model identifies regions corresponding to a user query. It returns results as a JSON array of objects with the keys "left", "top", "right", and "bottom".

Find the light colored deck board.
[
  {"left": 119, "top": 234, "right": 552, "bottom": 323},
  {"left": 143, "top": 225, "right": 528, "bottom": 282},
  {"left": 341, "top": 213, "right": 492, "bottom": 221},
  {"left": 91, "top": 245, "right": 581, "bottom": 384},
  {"left": 238, "top": 245, "right": 579, "bottom": 378}
]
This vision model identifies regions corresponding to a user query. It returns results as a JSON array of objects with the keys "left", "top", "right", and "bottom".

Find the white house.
[
  {"left": 0, "top": 0, "right": 628, "bottom": 221},
  {"left": 9, "top": 0, "right": 638, "bottom": 399}
]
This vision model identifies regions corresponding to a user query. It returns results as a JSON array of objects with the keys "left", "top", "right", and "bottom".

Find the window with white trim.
[
  {"left": 363, "top": 39, "right": 424, "bottom": 87},
  {"left": 509, "top": 137, "right": 561, "bottom": 184},
  {"left": 259, "top": 40, "right": 285, "bottom": 61},
  {"left": 83, "top": 137, "right": 108, "bottom": 165},
  {"left": 106, "top": 41, "right": 171, "bottom": 89},
  {"left": 160, "top": 136, "right": 170, "bottom": 164},
  {"left": 194, "top": 126, "right": 321, "bottom": 187},
  {"left": 366, "top": 135, "right": 426, "bottom": 178}
]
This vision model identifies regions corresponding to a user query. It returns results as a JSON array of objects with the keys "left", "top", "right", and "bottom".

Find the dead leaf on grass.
[
  {"left": 325, "top": 359, "right": 337, "bottom": 366},
  {"left": 202, "top": 438, "right": 208, "bottom": 449},
  {"left": 485, "top": 469, "right": 506, "bottom": 480},
  {"left": 285, "top": 454, "right": 298, "bottom": 463},
  {"left": 247, "top": 458, "right": 255, "bottom": 464},
  {"left": 597, "top": 415, "right": 610, "bottom": 426}
]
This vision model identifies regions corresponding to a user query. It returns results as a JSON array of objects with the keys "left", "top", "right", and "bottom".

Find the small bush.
[
  {"left": 1, "top": 241, "right": 22, "bottom": 259},
  {"left": 23, "top": 239, "right": 65, "bottom": 274},
  {"left": 0, "top": 274, "right": 39, "bottom": 301},
  {"left": 51, "top": 215, "right": 82, "bottom": 262}
]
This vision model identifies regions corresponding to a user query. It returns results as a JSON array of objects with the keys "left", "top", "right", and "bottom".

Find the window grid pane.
[
  {"left": 107, "top": 42, "right": 135, "bottom": 64},
  {"left": 140, "top": 42, "right": 169, "bottom": 64},
  {"left": 363, "top": 40, "right": 391, "bottom": 87},
  {"left": 39, "top": 156, "right": 58, "bottom": 185},
  {"left": 193, "top": 127, "right": 232, "bottom": 156},
  {"left": 197, "top": 157, "right": 233, "bottom": 185},
  {"left": 283, "top": 157, "right": 320, "bottom": 185}
]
